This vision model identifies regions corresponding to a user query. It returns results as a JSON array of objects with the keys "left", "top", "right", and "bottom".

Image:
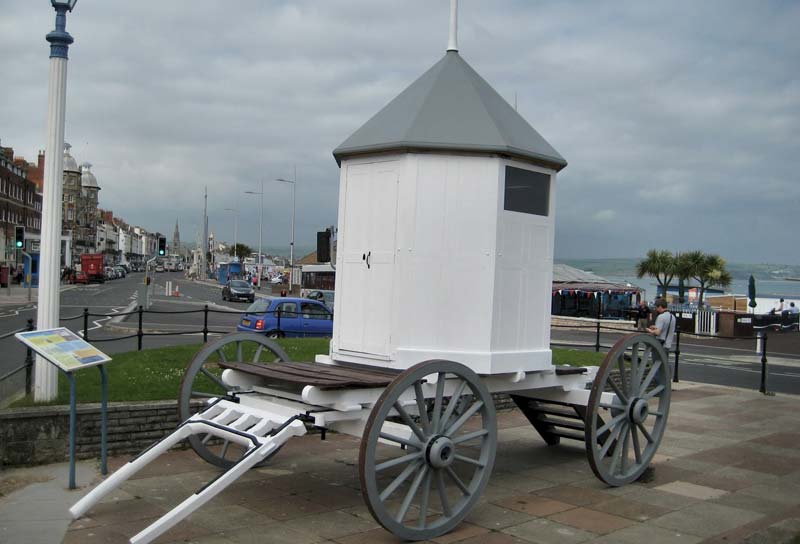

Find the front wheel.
[
  {"left": 265, "top": 330, "right": 283, "bottom": 339},
  {"left": 359, "top": 360, "right": 497, "bottom": 541}
]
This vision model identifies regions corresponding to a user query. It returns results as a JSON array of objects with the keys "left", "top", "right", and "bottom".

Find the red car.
[{"left": 72, "top": 271, "right": 89, "bottom": 284}]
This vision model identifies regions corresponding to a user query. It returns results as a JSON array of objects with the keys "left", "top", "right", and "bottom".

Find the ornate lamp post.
[{"left": 35, "top": 0, "right": 78, "bottom": 401}]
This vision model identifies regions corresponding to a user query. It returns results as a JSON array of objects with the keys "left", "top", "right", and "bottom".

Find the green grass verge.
[{"left": 9, "top": 340, "right": 603, "bottom": 407}]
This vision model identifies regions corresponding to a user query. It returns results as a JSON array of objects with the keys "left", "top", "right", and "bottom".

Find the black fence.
[{"left": 1, "top": 306, "right": 787, "bottom": 398}]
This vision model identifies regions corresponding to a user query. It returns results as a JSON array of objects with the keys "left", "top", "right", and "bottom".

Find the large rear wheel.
[{"left": 178, "top": 332, "right": 290, "bottom": 468}]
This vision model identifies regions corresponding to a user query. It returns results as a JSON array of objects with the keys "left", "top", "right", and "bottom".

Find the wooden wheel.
[
  {"left": 586, "top": 333, "right": 671, "bottom": 486},
  {"left": 178, "top": 332, "right": 290, "bottom": 468},
  {"left": 359, "top": 360, "right": 497, "bottom": 541}
]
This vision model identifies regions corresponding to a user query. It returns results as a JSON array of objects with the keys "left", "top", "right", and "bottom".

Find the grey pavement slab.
[{"left": 0, "top": 382, "right": 799, "bottom": 544}]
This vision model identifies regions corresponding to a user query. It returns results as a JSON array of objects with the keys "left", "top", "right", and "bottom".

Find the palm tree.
[
  {"left": 682, "top": 251, "right": 732, "bottom": 306},
  {"left": 636, "top": 249, "right": 677, "bottom": 299}
]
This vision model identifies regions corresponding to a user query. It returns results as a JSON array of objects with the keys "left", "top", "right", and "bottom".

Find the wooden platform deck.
[{"left": 218, "top": 360, "right": 398, "bottom": 390}]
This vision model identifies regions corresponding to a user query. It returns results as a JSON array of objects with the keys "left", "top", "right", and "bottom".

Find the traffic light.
[
  {"left": 316, "top": 230, "right": 331, "bottom": 263},
  {"left": 14, "top": 226, "right": 25, "bottom": 249},
  {"left": 157, "top": 236, "right": 166, "bottom": 256}
]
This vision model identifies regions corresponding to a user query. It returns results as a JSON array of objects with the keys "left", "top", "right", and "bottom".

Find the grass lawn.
[{"left": 10, "top": 339, "right": 604, "bottom": 407}]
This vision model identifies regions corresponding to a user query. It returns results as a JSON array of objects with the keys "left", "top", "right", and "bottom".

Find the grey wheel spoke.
[
  {"left": 631, "top": 425, "right": 642, "bottom": 464},
  {"left": 607, "top": 377, "right": 629, "bottom": 405},
  {"left": 431, "top": 373, "right": 446, "bottom": 431},
  {"left": 236, "top": 341, "right": 243, "bottom": 362},
  {"left": 630, "top": 345, "right": 641, "bottom": 393},
  {"left": 201, "top": 433, "right": 213, "bottom": 445},
  {"left": 444, "top": 400, "right": 484, "bottom": 436},
  {"left": 596, "top": 412, "right": 626, "bottom": 437},
  {"left": 616, "top": 357, "right": 627, "bottom": 396},
  {"left": 643, "top": 384, "right": 665, "bottom": 400},
  {"left": 379, "top": 432, "right": 421, "bottom": 450},
  {"left": 640, "top": 361, "right": 662, "bottom": 394},
  {"left": 216, "top": 349, "right": 228, "bottom": 363},
  {"left": 394, "top": 402, "right": 427, "bottom": 442},
  {"left": 417, "top": 470, "right": 432, "bottom": 529},
  {"left": 636, "top": 422, "right": 655, "bottom": 443},
  {"left": 435, "top": 469, "right": 452, "bottom": 517},
  {"left": 453, "top": 454, "right": 485, "bottom": 468},
  {"left": 220, "top": 439, "right": 230, "bottom": 460},
  {"left": 414, "top": 381, "right": 432, "bottom": 435},
  {"left": 608, "top": 423, "right": 628, "bottom": 476},
  {"left": 445, "top": 466, "right": 470, "bottom": 496},
  {"left": 598, "top": 419, "right": 626, "bottom": 458},
  {"left": 380, "top": 460, "right": 422, "bottom": 501},
  {"left": 252, "top": 345, "right": 264, "bottom": 363},
  {"left": 439, "top": 380, "right": 467, "bottom": 433},
  {"left": 375, "top": 451, "right": 423, "bottom": 473},
  {"left": 452, "top": 429, "right": 488, "bottom": 445},
  {"left": 620, "top": 424, "right": 631, "bottom": 473},
  {"left": 396, "top": 465, "right": 428, "bottom": 522},
  {"left": 200, "top": 367, "right": 227, "bottom": 391},
  {"left": 599, "top": 402, "right": 626, "bottom": 411}
]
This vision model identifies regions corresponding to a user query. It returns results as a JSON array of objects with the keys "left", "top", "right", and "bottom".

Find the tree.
[
  {"left": 682, "top": 251, "right": 732, "bottom": 306},
  {"left": 228, "top": 243, "right": 253, "bottom": 262},
  {"left": 636, "top": 249, "right": 677, "bottom": 298}
]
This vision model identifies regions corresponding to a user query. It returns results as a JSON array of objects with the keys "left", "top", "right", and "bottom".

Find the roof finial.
[{"left": 447, "top": 0, "right": 459, "bottom": 52}]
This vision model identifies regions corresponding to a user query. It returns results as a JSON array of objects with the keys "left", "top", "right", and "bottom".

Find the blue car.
[{"left": 236, "top": 297, "right": 333, "bottom": 338}]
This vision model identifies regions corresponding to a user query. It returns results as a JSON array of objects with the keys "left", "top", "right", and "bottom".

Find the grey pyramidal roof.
[{"left": 333, "top": 51, "right": 566, "bottom": 170}]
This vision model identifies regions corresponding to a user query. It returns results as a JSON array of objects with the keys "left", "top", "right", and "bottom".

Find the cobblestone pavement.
[{"left": 22, "top": 382, "right": 794, "bottom": 544}]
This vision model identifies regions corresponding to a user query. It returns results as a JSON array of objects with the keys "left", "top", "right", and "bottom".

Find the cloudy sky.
[{"left": 2, "top": 1, "right": 798, "bottom": 264}]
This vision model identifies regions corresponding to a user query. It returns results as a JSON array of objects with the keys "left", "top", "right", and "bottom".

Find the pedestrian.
[
  {"left": 770, "top": 298, "right": 785, "bottom": 315},
  {"left": 788, "top": 302, "right": 799, "bottom": 315},
  {"left": 635, "top": 300, "right": 651, "bottom": 331},
  {"left": 647, "top": 299, "right": 676, "bottom": 352}
]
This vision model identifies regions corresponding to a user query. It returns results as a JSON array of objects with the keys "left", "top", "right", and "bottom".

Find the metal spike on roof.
[{"left": 333, "top": 48, "right": 566, "bottom": 170}]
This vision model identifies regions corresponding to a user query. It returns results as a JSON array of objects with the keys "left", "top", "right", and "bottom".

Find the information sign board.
[{"left": 15, "top": 327, "right": 111, "bottom": 372}]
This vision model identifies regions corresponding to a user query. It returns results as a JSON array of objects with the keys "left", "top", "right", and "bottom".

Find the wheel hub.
[
  {"left": 628, "top": 397, "right": 649, "bottom": 424},
  {"left": 426, "top": 435, "right": 456, "bottom": 469}
]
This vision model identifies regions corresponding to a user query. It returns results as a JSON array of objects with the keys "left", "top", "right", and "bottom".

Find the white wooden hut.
[{"left": 323, "top": 14, "right": 567, "bottom": 376}]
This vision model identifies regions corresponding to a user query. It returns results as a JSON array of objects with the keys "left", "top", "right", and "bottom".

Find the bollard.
[
  {"left": 203, "top": 305, "right": 209, "bottom": 343},
  {"left": 24, "top": 318, "right": 34, "bottom": 395},
  {"left": 672, "top": 327, "right": 681, "bottom": 383},
  {"left": 759, "top": 332, "right": 772, "bottom": 395},
  {"left": 137, "top": 305, "right": 144, "bottom": 351},
  {"left": 83, "top": 307, "right": 90, "bottom": 342},
  {"left": 595, "top": 320, "right": 601, "bottom": 352}
]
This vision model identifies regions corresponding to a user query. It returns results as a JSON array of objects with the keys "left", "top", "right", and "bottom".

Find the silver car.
[{"left": 222, "top": 279, "right": 255, "bottom": 302}]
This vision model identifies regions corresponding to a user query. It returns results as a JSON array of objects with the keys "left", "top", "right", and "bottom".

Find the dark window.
[
  {"left": 504, "top": 166, "right": 550, "bottom": 216},
  {"left": 301, "top": 302, "right": 332, "bottom": 320}
]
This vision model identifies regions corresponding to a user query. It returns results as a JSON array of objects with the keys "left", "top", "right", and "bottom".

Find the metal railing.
[{"left": 0, "top": 318, "right": 35, "bottom": 395}]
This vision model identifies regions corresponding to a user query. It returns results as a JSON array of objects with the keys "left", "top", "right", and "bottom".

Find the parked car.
[
  {"left": 222, "top": 279, "right": 255, "bottom": 302},
  {"left": 114, "top": 266, "right": 126, "bottom": 278},
  {"left": 237, "top": 297, "right": 333, "bottom": 338},
  {"left": 304, "top": 289, "right": 335, "bottom": 309},
  {"left": 104, "top": 267, "right": 117, "bottom": 280},
  {"left": 155, "top": 265, "right": 165, "bottom": 273}
]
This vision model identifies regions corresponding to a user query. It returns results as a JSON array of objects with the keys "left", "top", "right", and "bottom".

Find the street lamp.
[
  {"left": 276, "top": 165, "right": 296, "bottom": 287},
  {"left": 244, "top": 181, "right": 264, "bottom": 288},
  {"left": 224, "top": 206, "right": 238, "bottom": 262},
  {"left": 35, "top": 0, "right": 78, "bottom": 401}
]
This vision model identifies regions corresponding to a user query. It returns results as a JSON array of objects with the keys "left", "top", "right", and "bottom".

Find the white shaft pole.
[
  {"left": 258, "top": 181, "right": 263, "bottom": 286},
  {"left": 35, "top": 55, "right": 69, "bottom": 401},
  {"left": 447, "top": 0, "right": 459, "bottom": 52},
  {"left": 290, "top": 166, "right": 296, "bottom": 282}
]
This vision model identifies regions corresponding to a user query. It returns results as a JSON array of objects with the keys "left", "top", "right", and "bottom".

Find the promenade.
[{"left": 1, "top": 381, "right": 799, "bottom": 543}]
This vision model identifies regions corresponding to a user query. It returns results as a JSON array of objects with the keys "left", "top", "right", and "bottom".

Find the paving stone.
[
  {"left": 502, "top": 517, "right": 595, "bottom": 544},
  {"left": 590, "top": 496, "right": 672, "bottom": 521},
  {"left": 686, "top": 445, "right": 798, "bottom": 476},
  {"left": 62, "top": 525, "right": 131, "bottom": 543},
  {"left": 534, "top": 485, "right": 616, "bottom": 507},
  {"left": 457, "top": 532, "right": 531, "bottom": 544},
  {"left": 489, "top": 473, "right": 554, "bottom": 493},
  {"left": 585, "top": 523, "right": 702, "bottom": 544},
  {"left": 243, "top": 493, "right": 334, "bottom": 520},
  {"left": 492, "top": 494, "right": 575, "bottom": 517},
  {"left": 185, "top": 504, "right": 275, "bottom": 532},
  {"left": 332, "top": 526, "right": 406, "bottom": 544},
  {"left": 710, "top": 491, "right": 794, "bottom": 515},
  {"left": 430, "top": 521, "right": 489, "bottom": 543},
  {"left": 618, "top": 487, "right": 700, "bottom": 510},
  {"left": 649, "top": 502, "right": 763, "bottom": 537},
  {"left": 738, "top": 481, "right": 800, "bottom": 506},
  {"left": 465, "top": 502, "right": 534, "bottom": 530},
  {"left": 282, "top": 510, "right": 379, "bottom": 540},
  {"left": 547, "top": 506, "right": 635, "bottom": 535},
  {"left": 222, "top": 522, "right": 324, "bottom": 544},
  {"left": 654, "top": 481, "right": 728, "bottom": 500}
]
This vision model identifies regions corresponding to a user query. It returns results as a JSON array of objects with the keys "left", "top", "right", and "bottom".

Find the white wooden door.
[{"left": 337, "top": 160, "right": 399, "bottom": 356}]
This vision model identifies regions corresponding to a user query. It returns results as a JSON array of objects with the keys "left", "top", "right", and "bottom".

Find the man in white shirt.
[{"left": 648, "top": 299, "right": 676, "bottom": 351}]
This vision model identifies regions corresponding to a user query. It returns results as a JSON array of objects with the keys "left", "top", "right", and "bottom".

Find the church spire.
[{"left": 173, "top": 218, "right": 181, "bottom": 255}]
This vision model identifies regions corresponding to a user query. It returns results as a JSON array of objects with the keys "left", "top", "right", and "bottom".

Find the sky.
[{"left": 1, "top": 1, "right": 798, "bottom": 264}]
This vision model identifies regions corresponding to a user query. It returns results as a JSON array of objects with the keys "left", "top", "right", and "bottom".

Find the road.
[{"left": 2, "top": 274, "right": 798, "bottom": 405}]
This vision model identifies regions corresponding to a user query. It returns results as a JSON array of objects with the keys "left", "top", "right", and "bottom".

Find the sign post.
[{"left": 15, "top": 328, "right": 112, "bottom": 489}]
